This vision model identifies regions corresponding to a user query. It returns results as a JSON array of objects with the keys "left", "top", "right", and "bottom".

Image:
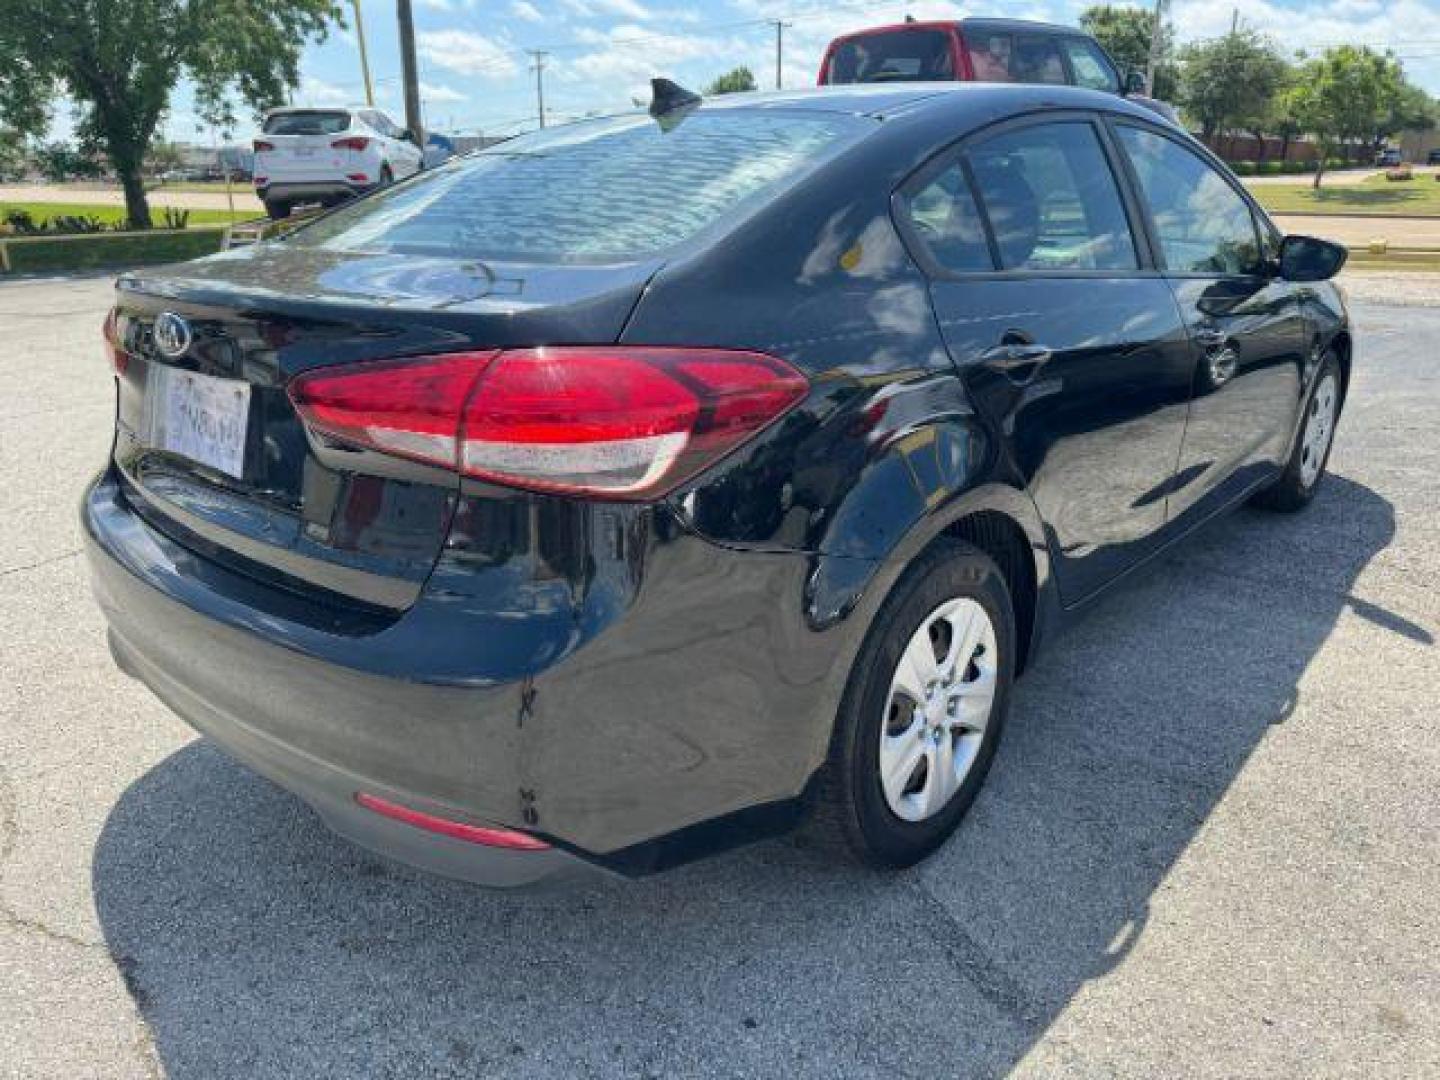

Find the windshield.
[
  {"left": 286, "top": 110, "right": 866, "bottom": 263},
  {"left": 263, "top": 110, "right": 352, "bottom": 135},
  {"left": 824, "top": 30, "right": 956, "bottom": 84}
]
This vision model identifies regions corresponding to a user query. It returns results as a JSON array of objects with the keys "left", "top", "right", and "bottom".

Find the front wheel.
[
  {"left": 263, "top": 199, "right": 290, "bottom": 221},
  {"left": 1252, "top": 350, "right": 1342, "bottom": 512},
  {"left": 812, "top": 539, "right": 1015, "bottom": 869}
]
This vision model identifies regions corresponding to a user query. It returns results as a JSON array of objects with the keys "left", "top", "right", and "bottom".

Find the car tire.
[
  {"left": 379, "top": 164, "right": 394, "bottom": 187},
  {"left": 811, "top": 538, "right": 1015, "bottom": 869},
  {"left": 1251, "top": 350, "right": 1343, "bottom": 513},
  {"left": 264, "top": 199, "right": 290, "bottom": 221}
]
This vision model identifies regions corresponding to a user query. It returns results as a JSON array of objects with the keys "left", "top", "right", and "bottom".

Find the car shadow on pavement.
[{"left": 92, "top": 475, "right": 1406, "bottom": 1079}]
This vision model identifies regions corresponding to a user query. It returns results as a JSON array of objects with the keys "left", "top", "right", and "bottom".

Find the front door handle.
[{"left": 979, "top": 341, "right": 1053, "bottom": 374}]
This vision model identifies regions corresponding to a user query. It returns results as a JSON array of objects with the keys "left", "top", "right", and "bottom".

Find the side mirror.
[
  {"left": 1279, "top": 234, "right": 1347, "bottom": 282},
  {"left": 1123, "top": 69, "right": 1146, "bottom": 96}
]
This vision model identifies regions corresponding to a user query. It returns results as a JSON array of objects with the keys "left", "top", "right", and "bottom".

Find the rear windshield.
[
  {"left": 285, "top": 110, "right": 865, "bottom": 263},
  {"left": 263, "top": 110, "right": 351, "bottom": 135},
  {"left": 824, "top": 30, "right": 955, "bottom": 84}
]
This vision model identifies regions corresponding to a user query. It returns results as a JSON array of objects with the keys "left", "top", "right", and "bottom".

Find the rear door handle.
[{"left": 979, "top": 342, "right": 1053, "bottom": 373}]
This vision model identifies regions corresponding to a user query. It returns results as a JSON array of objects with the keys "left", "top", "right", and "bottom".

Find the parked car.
[
  {"left": 252, "top": 106, "right": 424, "bottom": 220},
  {"left": 87, "top": 84, "right": 1350, "bottom": 887},
  {"left": 1427, "top": 148, "right": 1440, "bottom": 165},
  {"left": 818, "top": 17, "right": 1178, "bottom": 121},
  {"left": 1375, "top": 147, "right": 1403, "bottom": 167}
]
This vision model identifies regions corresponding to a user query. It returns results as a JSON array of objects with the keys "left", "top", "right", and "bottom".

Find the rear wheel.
[
  {"left": 263, "top": 199, "right": 291, "bottom": 221},
  {"left": 1252, "top": 350, "right": 1342, "bottom": 512},
  {"left": 812, "top": 539, "right": 1014, "bottom": 869}
]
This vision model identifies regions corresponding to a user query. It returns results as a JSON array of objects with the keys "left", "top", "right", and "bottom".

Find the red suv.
[{"left": 819, "top": 17, "right": 1136, "bottom": 95}]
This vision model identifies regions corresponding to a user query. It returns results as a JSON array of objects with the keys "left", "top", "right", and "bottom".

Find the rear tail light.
[
  {"left": 346, "top": 172, "right": 369, "bottom": 183},
  {"left": 331, "top": 136, "right": 372, "bottom": 151},
  {"left": 102, "top": 307, "right": 127, "bottom": 375},
  {"left": 354, "top": 792, "right": 551, "bottom": 850},
  {"left": 288, "top": 346, "right": 808, "bottom": 499},
  {"left": 252, "top": 139, "right": 275, "bottom": 152},
  {"left": 253, "top": 175, "right": 268, "bottom": 186}
]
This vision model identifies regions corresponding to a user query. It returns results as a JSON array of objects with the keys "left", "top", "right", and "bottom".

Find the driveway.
[{"left": 1, "top": 276, "right": 1436, "bottom": 1078}]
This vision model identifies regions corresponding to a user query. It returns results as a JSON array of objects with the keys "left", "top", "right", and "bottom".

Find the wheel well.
[
  {"left": 944, "top": 511, "right": 1038, "bottom": 676},
  {"left": 1330, "top": 330, "right": 1352, "bottom": 403}
]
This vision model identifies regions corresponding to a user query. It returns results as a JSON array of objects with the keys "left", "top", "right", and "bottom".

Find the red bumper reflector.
[
  {"left": 354, "top": 792, "right": 550, "bottom": 850},
  {"left": 347, "top": 172, "right": 369, "bottom": 183}
]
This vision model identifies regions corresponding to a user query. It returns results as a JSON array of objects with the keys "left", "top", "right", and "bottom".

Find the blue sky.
[{"left": 55, "top": 0, "right": 1440, "bottom": 143}]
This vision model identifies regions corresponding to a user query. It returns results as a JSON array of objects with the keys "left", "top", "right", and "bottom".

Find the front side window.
[
  {"left": 1115, "top": 125, "right": 1262, "bottom": 275},
  {"left": 287, "top": 111, "right": 864, "bottom": 262},
  {"left": 906, "top": 165, "right": 993, "bottom": 272},
  {"left": 967, "top": 121, "right": 1137, "bottom": 271},
  {"left": 1062, "top": 38, "right": 1120, "bottom": 92},
  {"left": 823, "top": 30, "right": 955, "bottom": 83}
]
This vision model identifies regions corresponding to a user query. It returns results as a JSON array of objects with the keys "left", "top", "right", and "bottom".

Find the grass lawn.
[
  {"left": 1, "top": 201, "right": 256, "bottom": 228},
  {"left": 1249, "top": 175, "right": 1440, "bottom": 217}
]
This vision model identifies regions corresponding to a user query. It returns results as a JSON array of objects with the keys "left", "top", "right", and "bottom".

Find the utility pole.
[
  {"left": 769, "top": 20, "right": 791, "bottom": 89},
  {"left": 1143, "top": 0, "right": 1167, "bottom": 97},
  {"left": 397, "top": 0, "right": 425, "bottom": 147},
  {"left": 529, "top": 50, "right": 548, "bottom": 128},
  {"left": 351, "top": 0, "right": 375, "bottom": 107}
]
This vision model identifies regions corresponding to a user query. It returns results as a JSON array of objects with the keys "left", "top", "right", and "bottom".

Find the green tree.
[
  {"left": 33, "top": 141, "right": 103, "bottom": 182},
  {"left": 0, "top": 127, "right": 25, "bottom": 180},
  {"left": 1078, "top": 4, "right": 1177, "bottom": 100},
  {"left": 1287, "top": 46, "right": 1404, "bottom": 187},
  {"left": 706, "top": 67, "right": 758, "bottom": 95},
  {"left": 1378, "top": 81, "right": 1437, "bottom": 146},
  {"left": 1178, "top": 29, "right": 1290, "bottom": 145},
  {"left": 0, "top": 0, "right": 340, "bottom": 228}
]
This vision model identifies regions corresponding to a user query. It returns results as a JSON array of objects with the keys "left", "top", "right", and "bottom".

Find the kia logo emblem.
[{"left": 153, "top": 312, "right": 193, "bottom": 358}]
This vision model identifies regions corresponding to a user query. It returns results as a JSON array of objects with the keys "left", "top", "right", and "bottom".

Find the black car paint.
[{"left": 85, "top": 84, "right": 1350, "bottom": 881}]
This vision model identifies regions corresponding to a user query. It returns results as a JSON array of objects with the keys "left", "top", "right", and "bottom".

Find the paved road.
[{"left": 1, "top": 277, "right": 1437, "bottom": 1078}]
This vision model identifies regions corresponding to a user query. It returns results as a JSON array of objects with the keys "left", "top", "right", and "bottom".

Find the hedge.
[{"left": 0, "top": 226, "right": 226, "bottom": 274}]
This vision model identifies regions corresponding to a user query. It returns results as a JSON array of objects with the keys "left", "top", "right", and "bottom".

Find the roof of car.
[
  {"left": 830, "top": 17, "right": 1088, "bottom": 41},
  {"left": 696, "top": 82, "right": 1152, "bottom": 122}
]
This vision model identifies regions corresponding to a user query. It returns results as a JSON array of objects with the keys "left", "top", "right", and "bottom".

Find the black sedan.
[{"left": 85, "top": 83, "right": 1351, "bottom": 886}]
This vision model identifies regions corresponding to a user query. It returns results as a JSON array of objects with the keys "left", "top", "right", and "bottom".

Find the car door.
[
  {"left": 899, "top": 114, "right": 1195, "bottom": 603},
  {"left": 378, "top": 111, "right": 423, "bottom": 176},
  {"left": 1109, "top": 121, "right": 1307, "bottom": 526}
]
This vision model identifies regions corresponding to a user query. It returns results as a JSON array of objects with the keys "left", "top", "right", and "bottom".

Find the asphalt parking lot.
[{"left": 1, "top": 275, "right": 1437, "bottom": 1079}]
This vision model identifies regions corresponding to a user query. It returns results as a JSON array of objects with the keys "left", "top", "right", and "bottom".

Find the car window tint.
[
  {"left": 288, "top": 111, "right": 865, "bottom": 262},
  {"left": 1062, "top": 38, "right": 1119, "bottom": 92},
  {"left": 1116, "top": 125, "right": 1262, "bottom": 275},
  {"left": 906, "top": 165, "right": 994, "bottom": 272},
  {"left": 824, "top": 30, "right": 955, "bottom": 83},
  {"left": 263, "top": 110, "right": 351, "bottom": 136},
  {"left": 1011, "top": 35, "right": 1067, "bottom": 84},
  {"left": 966, "top": 32, "right": 1013, "bottom": 81},
  {"left": 967, "top": 122, "right": 1137, "bottom": 271}
]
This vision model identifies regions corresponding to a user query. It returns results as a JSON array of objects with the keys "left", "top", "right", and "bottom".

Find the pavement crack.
[
  {"left": 906, "top": 878, "right": 1045, "bottom": 1033},
  {"left": 1, "top": 548, "right": 82, "bottom": 577}
]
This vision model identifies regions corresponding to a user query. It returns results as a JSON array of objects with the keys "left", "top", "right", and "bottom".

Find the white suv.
[{"left": 252, "top": 107, "right": 425, "bottom": 219}]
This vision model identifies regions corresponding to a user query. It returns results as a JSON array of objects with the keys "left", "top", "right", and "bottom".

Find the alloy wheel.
[{"left": 1300, "top": 373, "right": 1338, "bottom": 488}]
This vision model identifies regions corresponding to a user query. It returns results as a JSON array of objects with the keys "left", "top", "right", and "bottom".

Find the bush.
[
  {"left": 160, "top": 206, "right": 191, "bottom": 229},
  {"left": 2, "top": 228, "right": 225, "bottom": 273},
  {"left": 1231, "top": 160, "right": 1258, "bottom": 175},
  {"left": 1385, "top": 165, "right": 1413, "bottom": 181},
  {"left": 1256, "top": 161, "right": 1285, "bottom": 175}
]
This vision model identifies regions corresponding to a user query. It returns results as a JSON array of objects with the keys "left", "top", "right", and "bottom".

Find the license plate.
[
  {"left": 146, "top": 366, "right": 251, "bottom": 479},
  {"left": 293, "top": 147, "right": 316, "bottom": 158}
]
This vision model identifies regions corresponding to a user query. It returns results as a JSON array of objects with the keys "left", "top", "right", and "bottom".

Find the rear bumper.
[
  {"left": 256, "top": 180, "right": 371, "bottom": 205},
  {"left": 83, "top": 470, "right": 877, "bottom": 885}
]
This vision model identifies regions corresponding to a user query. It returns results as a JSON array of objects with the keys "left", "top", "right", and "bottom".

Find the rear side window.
[
  {"left": 824, "top": 30, "right": 956, "bottom": 83},
  {"left": 968, "top": 122, "right": 1137, "bottom": 271},
  {"left": 1011, "top": 34, "right": 1067, "bottom": 84},
  {"left": 1115, "top": 125, "right": 1262, "bottom": 275},
  {"left": 906, "top": 166, "right": 993, "bottom": 272},
  {"left": 966, "top": 32, "right": 1013, "bottom": 81},
  {"left": 288, "top": 111, "right": 863, "bottom": 262},
  {"left": 1062, "top": 38, "right": 1119, "bottom": 92},
  {"left": 263, "top": 110, "right": 351, "bottom": 135}
]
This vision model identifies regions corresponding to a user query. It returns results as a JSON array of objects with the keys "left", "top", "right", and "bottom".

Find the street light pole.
[
  {"left": 351, "top": 0, "right": 376, "bottom": 107},
  {"left": 769, "top": 20, "right": 791, "bottom": 89},
  {"left": 529, "top": 50, "right": 548, "bottom": 128},
  {"left": 397, "top": 0, "right": 426, "bottom": 147}
]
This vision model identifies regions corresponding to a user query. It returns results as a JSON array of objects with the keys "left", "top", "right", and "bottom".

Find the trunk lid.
[{"left": 110, "top": 243, "right": 659, "bottom": 611}]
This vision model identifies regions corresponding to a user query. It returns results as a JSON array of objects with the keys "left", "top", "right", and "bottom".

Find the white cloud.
[
  {"left": 295, "top": 75, "right": 352, "bottom": 106},
  {"left": 415, "top": 0, "right": 457, "bottom": 10},
  {"left": 417, "top": 29, "right": 520, "bottom": 78},
  {"left": 420, "top": 81, "right": 468, "bottom": 103},
  {"left": 511, "top": 0, "right": 543, "bottom": 22},
  {"left": 562, "top": 0, "right": 655, "bottom": 20}
]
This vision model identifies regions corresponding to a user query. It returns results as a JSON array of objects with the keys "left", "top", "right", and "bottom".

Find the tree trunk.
[
  {"left": 118, "top": 165, "right": 151, "bottom": 230},
  {"left": 1312, "top": 157, "right": 1325, "bottom": 189}
]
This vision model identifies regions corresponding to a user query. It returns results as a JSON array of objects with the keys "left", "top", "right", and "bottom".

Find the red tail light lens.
[
  {"left": 252, "top": 139, "right": 275, "bottom": 152},
  {"left": 102, "top": 307, "right": 127, "bottom": 375},
  {"left": 288, "top": 347, "right": 808, "bottom": 499},
  {"left": 331, "top": 136, "right": 371, "bottom": 151}
]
